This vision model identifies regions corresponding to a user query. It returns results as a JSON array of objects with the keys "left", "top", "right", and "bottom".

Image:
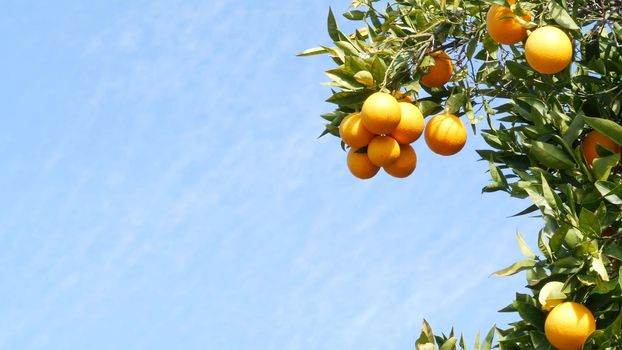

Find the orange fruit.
[
  {"left": 367, "top": 135, "right": 401, "bottom": 166},
  {"left": 525, "top": 26, "right": 573, "bottom": 74},
  {"left": 347, "top": 150, "right": 380, "bottom": 179},
  {"left": 339, "top": 113, "right": 374, "bottom": 149},
  {"left": 581, "top": 130, "right": 621, "bottom": 167},
  {"left": 545, "top": 302, "right": 596, "bottom": 350},
  {"left": 384, "top": 144, "right": 417, "bottom": 178},
  {"left": 390, "top": 103, "right": 424, "bottom": 144},
  {"left": 420, "top": 51, "right": 453, "bottom": 88},
  {"left": 486, "top": 4, "right": 532, "bottom": 45},
  {"left": 361, "top": 92, "right": 402, "bottom": 135},
  {"left": 424, "top": 113, "right": 467, "bottom": 156}
]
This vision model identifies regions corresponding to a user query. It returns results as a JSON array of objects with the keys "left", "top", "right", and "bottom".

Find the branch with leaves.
[{"left": 301, "top": 0, "right": 622, "bottom": 348}]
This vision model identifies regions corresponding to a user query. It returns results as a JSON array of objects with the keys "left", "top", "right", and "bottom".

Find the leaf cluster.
[{"left": 300, "top": 0, "right": 622, "bottom": 348}]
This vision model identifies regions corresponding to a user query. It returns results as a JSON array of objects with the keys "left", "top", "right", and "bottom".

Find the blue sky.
[{"left": 0, "top": 1, "right": 542, "bottom": 349}]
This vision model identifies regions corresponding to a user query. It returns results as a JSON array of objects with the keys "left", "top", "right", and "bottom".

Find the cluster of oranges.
[
  {"left": 339, "top": 0, "right": 580, "bottom": 180},
  {"left": 487, "top": 0, "right": 572, "bottom": 74},
  {"left": 341, "top": 92, "right": 467, "bottom": 179}
]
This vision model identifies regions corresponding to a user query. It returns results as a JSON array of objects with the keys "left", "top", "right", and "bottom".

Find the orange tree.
[{"left": 300, "top": 0, "right": 622, "bottom": 348}]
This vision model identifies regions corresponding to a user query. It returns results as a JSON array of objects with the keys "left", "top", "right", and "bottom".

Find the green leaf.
[
  {"left": 517, "top": 232, "right": 536, "bottom": 258},
  {"left": 579, "top": 207, "right": 601, "bottom": 238},
  {"left": 327, "top": 8, "right": 340, "bottom": 42},
  {"left": 326, "top": 90, "right": 372, "bottom": 106},
  {"left": 608, "top": 307, "right": 622, "bottom": 335},
  {"left": 506, "top": 61, "right": 531, "bottom": 79},
  {"left": 335, "top": 41, "right": 360, "bottom": 55},
  {"left": 562, "top": 114, "right": 584, "bottom": 145},
  {"left": 297, "top": 46, "right": 329, "bottom": 57},
  {"left": 466, "top": 38, "right": 478, "bottom": 60},
  {"left": 343, "top": 10, "right": 366, "bottom": 20},
  {"left": 418, "top": 100, "right": 443, "bottom": 117},
  {"left": 440, "top": 337, "right": 457, "bottom": 350},
  {"left": 592, "top": 153, "right": 620, "bottom": 181},
  {"left": 353, "top": 71, "right": 375, "bottom": 87},
  {"left": 592, "top": 255, "right": 609, "bottom": 281},
  {"left": 550, "top": 225, "right": 569, "bottom": 252},
  {"left": 540, "top": 174, "right": 559, "bottom": 210},
  {"left": 488, "top": 160, "right": 508, "bottom": 187},
  {"left": 548, "top": 1, "right": 579, "bottom": 30},
  {"left": 370, "top": 57, "right": 387, "bottom": 85},
  {"left": 584, "top": 117, "right": 622, "bottom": 147},
  {"left": 553, "top": 256, "right": 582, "bottom": 268},
  {"left": 325, "top": 68, "right": 362, "bottom": 90},
  {"left": 529, "top": 332, "right": 552, "bottom": 349},
  {"left": 482, "top": 35, "right": 499, "bottom": 59},
  {"left": 514, "top": 301, "right": 545, "bottom": 329},
  {"left": 530, "top": 141, "right": 575, "bottom": 169},
  {"left": 493, "top": 259, "right": 536, "bottom": 276},
  {"left": 445, "top": 93, "right": 465, "bottom": 114},
  {"left": 538, "top": 230, "right": 553, "bottom": 260},
  {"left": 595, "top": 181, "right": 622, "bottom": 205},
  {"left": 481, "top": 326, "right": 495, "bottom": 350},
  {"left": 510, "top": 204, "right": 538, "bottom": 217},
  {"left": 416, "top": 319, "right": 437, "bottom": 350}
]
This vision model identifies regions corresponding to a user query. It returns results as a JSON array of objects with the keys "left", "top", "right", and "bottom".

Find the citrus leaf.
[
  {"left": 529, "top": 332, "right": 552, "bottom": 349},
  {"left": 343, "top": 10, "right": 366, "bottom": 20},
  {"left": 592, "top": 255, "right": 609, "bottom": 281},
  {"left": 327, "top": 8, "right": 340, "bottom": 41},
  {"left": 595, "top": 181, "right": 622, "bottom": 205},
  {"left": 510, "top": 204, "right": 538, "bottom": 217},
  {"left": 416, "top": 319, "right": 437, "bottom": 350},
  {"left": 440, "top": 337, "right": 457, "bottom": 350},
  {"left": 549, "top": 225, "right": 569, "bottom": 252},
  {"left": 517, "top": 232, "right": 536, "bottom": 258},
  {"left": 562, "top": 113, "right": 584, "bottom": 145},
  {"left": 579, "top": 207, "right": 601, "bottom": 238},
  {"left": 297, "top": 46, "right": 329, "bottom": 57},
  {"left": 493, "top": 259, "right": 536, "bottom": 276},
  {"left": 530, "top": 141, "right": 575, "bottom": 169},
  {"left": 514, "top": 301, "right": 544, "bottom": 329},
  {"left": 548, "top": 1, "right": 579, "bottom": 30},
  {"left": 418, "top": 100, "right": 443, "bottom": 117},
  {"left": 584, "top": 117, "right": 622, "bottom": 147},
  {"left": 326, "top": 90, "right": 372, "bottom": 106},
  {"left": 481, "top": 326, "right": 495, "bottom": 350},
  {"left": 506, "top": 61, "right": 531, "bottom": 79},
  {"left": 353, "top": 71, "right": 375, "bottom": 87},
  {"left": 445, "top": 92, "right": 465, "bottom": 114},
  {"left": 592, "top": 153, "right": 620, "bottom": 181},
  {"left": 370, "top": 56, "right": 388, "bottom": 85}
]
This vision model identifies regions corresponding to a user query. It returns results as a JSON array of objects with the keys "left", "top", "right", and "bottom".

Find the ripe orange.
[
  {"left": 367, "top": 135, "right": 401, "bottom": 166},
  {"left": 384, "top": 144, "right": 417, "bottom": 178},
  {"left": 525, "top": 26, "right": 573, "bottom": 74},
  {"left": 420, "top": 51, "right": 453, "bottom": 88},
  {"left": 339, "top": 113, "right": 374, "bottom": 149},
  {"left": 390, "top": 103, "right": 424, "bottom": 144},
  {"left": 347, "top": 150, "right": 380, "bottom": 179},
  {"left": 545, "top": 302, "right": 596, "bottom": 350},
  {"left": 486, "top": 4, "right": 532, "bottom": 45},
  {"left": 581, "top": 130, "right": 621, "bottom": 167},
  {"left": 361, "top": 92, "right": 402, "bottom": 134},
  {"left": 424, "top": 113, "right": 467, "bottom": 156}
]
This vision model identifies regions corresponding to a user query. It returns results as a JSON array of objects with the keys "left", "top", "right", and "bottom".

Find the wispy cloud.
[{"left": 0, "top": 0, "right": 541, "bottom": 349}]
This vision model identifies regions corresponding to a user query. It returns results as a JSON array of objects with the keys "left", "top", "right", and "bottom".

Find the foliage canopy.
[{"left": 301, "top": 0, "right": 622, "bottom": 348}]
